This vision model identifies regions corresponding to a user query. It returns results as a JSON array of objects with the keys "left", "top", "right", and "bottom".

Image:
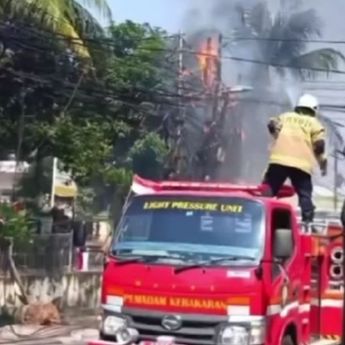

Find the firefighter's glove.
[{"left": 267, "top": 118, "right": 282, "bottom": 139}]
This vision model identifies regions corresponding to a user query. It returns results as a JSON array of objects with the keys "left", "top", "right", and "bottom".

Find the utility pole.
[
  {"left": 177, "top": 30, "right": 184, "bottom": 119},
  {"left": 204, "top": 37, "right": 212, "bottom": 90},
  {"left": 211, "top": 34, "right": 223, "bottom": 122},
  {"left": 176, "top": 31, "right": 184, "bottom": 176},
  {"left": 334, "top": 149, "right": 338, "bottom": 211},
  {"left": 169, "top": 31, "right": 185, "bottom": 179}
]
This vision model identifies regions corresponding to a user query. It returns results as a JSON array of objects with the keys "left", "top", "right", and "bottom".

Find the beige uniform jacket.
[{"left": 268, "top": 112, "right": 326, "bottom": 175}]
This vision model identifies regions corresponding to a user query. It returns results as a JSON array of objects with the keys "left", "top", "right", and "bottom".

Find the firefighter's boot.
[{"left": 302, "top": 210, "right": 316, "bottom": 233}]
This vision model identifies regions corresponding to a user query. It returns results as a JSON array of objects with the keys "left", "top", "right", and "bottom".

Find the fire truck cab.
[{"left": 92, "top": 175, "right": 344, "bottom": 345}]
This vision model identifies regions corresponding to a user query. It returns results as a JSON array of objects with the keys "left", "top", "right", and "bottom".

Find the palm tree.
[
  {"left": 233, "top": 2, "right": 345, "bottom": 83},
  {"left": 0, "top": 0, "right": 112, "bottom": 60}
]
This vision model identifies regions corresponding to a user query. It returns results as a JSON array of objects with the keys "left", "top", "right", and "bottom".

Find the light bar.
[{"left": 131, "top": 175, "right": 295, "bottom": 198}]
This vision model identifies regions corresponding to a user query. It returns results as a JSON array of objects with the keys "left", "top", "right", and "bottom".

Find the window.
[
  {"left": 271, "top": 209, "right": 292, "bottom": 231},
  {"left": 271, "top": 208, "right": 293, "bottom": 276},
  {"left": 112, "top": 195, "right": 265, "bottom": 262}
]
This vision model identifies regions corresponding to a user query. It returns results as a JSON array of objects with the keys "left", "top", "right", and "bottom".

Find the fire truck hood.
[{"left": 103, "top": 261, "right": 263, "bottom": 315}]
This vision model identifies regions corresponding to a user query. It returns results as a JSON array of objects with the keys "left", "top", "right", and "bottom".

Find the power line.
[
  {"left": 2, "top": 49, "right": 345, "bottom": 117},
  {"left": 223, "top": 36, "right": 345, "bottom": 45},
  {"left": 4, "top": 19, "right": 345, "bottom": 77},
  {"left": 3, "top": 19, "right": 345, "bottom": 116},
  {"left": 8, "top": 33, "right": 345, "bottom": 78},
  {"left": 0, "top": 22, "right": 182, "bottom": 71},
  {"left": 0, "top": 65, "right": 207, "bottom": 111},
  {"left": 0, "top": 27, "right": 208, "bottom": 111}
]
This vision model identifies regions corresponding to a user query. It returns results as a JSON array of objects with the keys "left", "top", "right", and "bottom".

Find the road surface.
[{"left": 0, "top": 325, "right": 99, "bottom": 345}]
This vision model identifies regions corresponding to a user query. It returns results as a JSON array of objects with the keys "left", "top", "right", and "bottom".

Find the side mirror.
[
  {"left": 341, "top": 200, "right": 345, "bottom": 229},
  {"left": 273, "top": 228, "right": 293, "bottom": 260}
]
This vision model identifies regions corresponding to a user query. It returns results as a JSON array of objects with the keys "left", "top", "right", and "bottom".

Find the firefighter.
[{"left": 263, "top": 94, "right": 327, "bottom": 223}]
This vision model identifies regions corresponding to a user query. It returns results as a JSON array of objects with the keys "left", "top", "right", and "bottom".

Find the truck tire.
[
  {"left": 99, "top": 332, "right": 114, "bottom": 341},
  {"left": 282, "top": 335, "right": 295, "bottom": 345}
]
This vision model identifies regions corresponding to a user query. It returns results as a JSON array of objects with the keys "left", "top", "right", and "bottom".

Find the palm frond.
[
  {"left": 0, "top": 0, "right": 110, "bottom": 59},
  {"left": 232, "top": 2, "right": 272, "bottom": 40},
  {"left": 288, "top": 48, "right": 345, "bottom": 79},
  {"left": 267, "top": 9, "right": 322, "bottom": 65},
  {"left": 69, "top": 1, "right": 105, "bottom": 39},
  {"left": 246, "top": 2, "right": 272, "bottom": 36},
  {"left": 264, "top": 14, "right": 285, "bottom": 63},
  {"left": 70, "top": 1, "right": 110, "bottom": 72},
  {"left": 284, "top": 9, "right": 322, "bottom": 39},
  {"left": 79, "top": 0, "right": 112, "bottom": 21}
]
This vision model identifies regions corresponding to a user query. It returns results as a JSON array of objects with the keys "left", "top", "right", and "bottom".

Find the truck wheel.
[
  {"left": 282, "top": 335, "right": 295, "bottom": 345},
  {"left": 100, "top": 332, "right": 114, "bottom": 341}
]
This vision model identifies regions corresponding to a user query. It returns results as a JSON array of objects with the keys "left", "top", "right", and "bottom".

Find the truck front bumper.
[{"left": 100, "top": 305, "right": 265, "bottom": 345}]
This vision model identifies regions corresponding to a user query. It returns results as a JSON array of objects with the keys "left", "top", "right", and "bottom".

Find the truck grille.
[{"left": 124, "top": 308, "right": 226, "bottom": 345}]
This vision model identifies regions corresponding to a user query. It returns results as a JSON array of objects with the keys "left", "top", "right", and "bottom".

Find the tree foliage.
[
  {"left": 0, "top": 6, "right": 173, "bottom": 214},
  {"left": 106, "top": 21, "right": 168, "bottom": 89},
  {"left": 129, "top": 132, "right": 168, "bottom": 180},
  {"left": 0, "top": 0, "right": 111, "bottom": 60},
  {"left": 0, "top": 203, "right": 32, "bottom": 242}
]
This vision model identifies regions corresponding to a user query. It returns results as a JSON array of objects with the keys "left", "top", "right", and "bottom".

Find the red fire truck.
[{"left": 89, "top": 175, "right": 344, "bottom": 345}]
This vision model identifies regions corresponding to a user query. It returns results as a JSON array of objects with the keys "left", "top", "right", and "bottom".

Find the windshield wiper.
[
  {"left": 174, "top": 255, "right": 255, "bottom": 274},
  {"left": 112, "top": 254, "right": 183, "bottom": 266}
]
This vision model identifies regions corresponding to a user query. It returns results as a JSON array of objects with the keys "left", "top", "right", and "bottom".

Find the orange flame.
[{"left": 197, "top": 37, "right": 219, "bottom": 89}]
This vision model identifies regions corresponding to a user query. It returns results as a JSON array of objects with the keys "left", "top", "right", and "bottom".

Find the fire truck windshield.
[{"left": 112, "top": 195, "right": 265, "bottom": 262}]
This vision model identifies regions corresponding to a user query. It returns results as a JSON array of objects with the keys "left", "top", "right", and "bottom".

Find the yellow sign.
[
  {"left": 143, "top": 201, "right": 243, "bottom": 213},
  {"left": 124, "top": 294, "right": 227, "bottom": 310}
]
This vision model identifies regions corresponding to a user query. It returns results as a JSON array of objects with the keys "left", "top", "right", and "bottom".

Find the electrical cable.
[
  {"left": 3, "top": 20, "right": 345, "bottom": 76},
  {"left": 223, "top": 36, "right": 345, "bottom": 45},
  {"left": 2, "top": 17, "right": 345, "bottom": 122}
]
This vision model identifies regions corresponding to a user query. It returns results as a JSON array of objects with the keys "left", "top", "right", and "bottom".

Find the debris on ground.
[{"left": 21, "top": 302, "right": 61, "bottom": 325}]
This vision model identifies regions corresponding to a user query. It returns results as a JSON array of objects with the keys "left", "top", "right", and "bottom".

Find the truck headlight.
[
  {"left": 218, "top": 326, "right": 249, "bottom": 345},
  {"left": 102, "top": 315, "right": 126, "bottom": 336},
  {"left": 218, "top": 323, "right": 265, "bottom": 345}
]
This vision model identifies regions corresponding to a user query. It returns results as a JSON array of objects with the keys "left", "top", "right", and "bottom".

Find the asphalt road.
[{"left": 0, "top": 325, "right": 100, "bottom": 345}]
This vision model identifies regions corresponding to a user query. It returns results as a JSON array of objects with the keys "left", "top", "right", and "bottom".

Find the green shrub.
[{"left": 0, "top": 203, "right": 33, "bottom": 244}]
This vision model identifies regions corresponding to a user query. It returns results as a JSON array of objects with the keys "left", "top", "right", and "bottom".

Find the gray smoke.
[
  {"left": 182, "top": 0, "right": 289, "bottom": 182},
  {"left": 181, "top": 0, "right": 345, "bottom": 191}
]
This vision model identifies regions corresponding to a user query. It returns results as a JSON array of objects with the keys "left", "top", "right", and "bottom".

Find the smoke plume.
[{"left": 181, "top": 0, "right": 345, "bottom": 191}]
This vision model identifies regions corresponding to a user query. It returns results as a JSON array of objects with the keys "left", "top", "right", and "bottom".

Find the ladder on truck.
[{"left": 299, "top": 212, "right": 344, "bottom": 345}]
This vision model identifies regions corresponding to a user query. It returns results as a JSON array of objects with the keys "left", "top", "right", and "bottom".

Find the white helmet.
[{"left": 296, "top": 94, "right": 319, "bottom": 113}]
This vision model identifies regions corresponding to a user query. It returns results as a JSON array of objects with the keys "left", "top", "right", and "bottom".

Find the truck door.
[{"left": 268, "top": 207, "right": 304, "bottom": 345}]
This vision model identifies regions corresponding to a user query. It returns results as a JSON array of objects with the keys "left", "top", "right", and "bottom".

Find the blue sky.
[{"left": 107, "top": 0, "right": 187, "bottom": 33}]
